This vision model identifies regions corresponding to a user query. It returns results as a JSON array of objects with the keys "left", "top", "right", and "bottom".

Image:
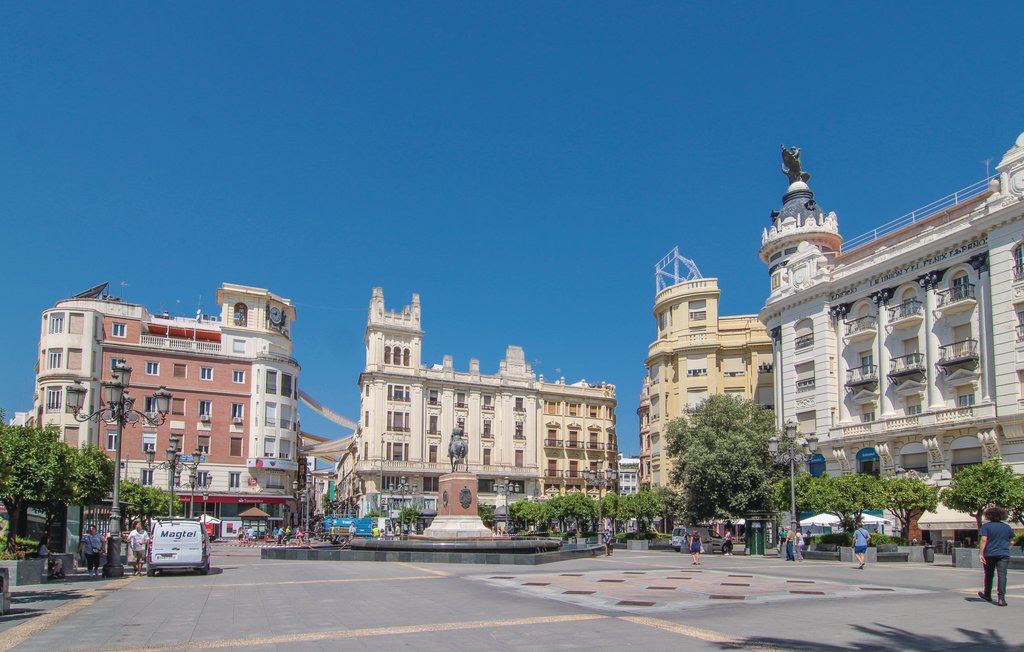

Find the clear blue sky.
[{"left": 2, "top": 3, "right": 1022, "bottom": 456}]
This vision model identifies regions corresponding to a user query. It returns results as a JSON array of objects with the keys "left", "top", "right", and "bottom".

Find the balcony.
[
  {"left": 1015, "top": 262, "right": 1024, "bottom": 281},
  {"left": 544, "top": 438, "right": 562, "bottom": 447},
  {"left": 845, "top": 365, "right": 878, "bottom": 389},
  {"left": 389, "top": 396, "right": 411, "bottom": 403},
  {"left": 1017, "top": 325, "right": 1024, "bottom": 342},
  {"left": 758, "top": 363, "right": 773, "bottom": 374},
  {"left": 513, "top": 407, "right": 526, "bottom": 414},
  {"left": 566, "top": 440, "right": 583, "bottom": 449},
  {"left": 481, "top": 403, "right": 494, "bottom": 411},
  {"left": 936, "top": 284, "right": 977, "bottom": 316},
  {"left": 938, "top": 339, "right": 979, "bottom": 368},
  {"left": 140, "top": 334, "right": 223, "bottom": 355},
  {"left": 843, "top": 315, "right": 877, "bottom": 343},
  {"left": 888, "top": 353, "right": 926, "bottom": 381},
  {"left": 427, "top": 398, "right": 440, "bottom": 406},
  {"left": 796, "top": 378, "right": 816, "bottom": 393},
  {"left": 794, "top": 334, "right": 814, "bottom": 351},
  {"left": 887, "top": 299, "right": 924, "bottom": 329},
  {"left": 388, "top": 426, "right": 411, "bottom": 433},
  {"left": 454, "top": 402, "right": 468, "bottom": 409}
]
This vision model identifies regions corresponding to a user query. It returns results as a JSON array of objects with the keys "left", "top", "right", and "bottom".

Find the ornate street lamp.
[
  {"left": 145, "top": 433, "right": 201, "bottom": 518},
  {"left": 582, "top": 462, "right": 618, "bottom": 538},
  {"left": 494, "top": 476, "right": 522, "bottom": 532},
  {"left": 768, "top": 420, "right": 818, "bottom": 528},
  {"left": 66, "top": 364, "right": 173, "bottom": 577}
]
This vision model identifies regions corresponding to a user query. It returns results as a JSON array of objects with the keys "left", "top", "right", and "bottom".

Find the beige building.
[
  {"left": 344, "top": 288, "right": 618, "bottom": 517},
  {"left": 641, "top": 272, "right": 774, "bottom": 487}
]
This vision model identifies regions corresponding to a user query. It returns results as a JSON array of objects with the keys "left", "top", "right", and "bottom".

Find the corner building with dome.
[{"left": 759, "top": 133, "right": 1024, "bottom": 537}]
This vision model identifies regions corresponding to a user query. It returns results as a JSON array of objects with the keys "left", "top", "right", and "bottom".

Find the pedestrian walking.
[
  {"left": 81, "top": 525, "right": 103, "bottom": 577},
  {"left": 125, "top": 521, "right": 150, "bottom": 576},
  {"left": 785, "top": 526, "right": 795, "bottom": 561},
  {"left": 778, "top": 525, "right": 787, "bottom": 557},
  {"left": 978, "top": 504, "right": 1014, "bottom": 607},
  {"left": 722, "top": 530, "right": 734, "bottom": 556},
  {"left": 603, "top": 527, "right": 613, "bottom": 556},
  {"left": 689, "top": 530, "right": 702, "bottom": 565},
  {"left": 852, "top": 520, "right": 871, "bottom": 569},
  {"left": 794, "top": 529, "right": 804, "bottom": 561}
]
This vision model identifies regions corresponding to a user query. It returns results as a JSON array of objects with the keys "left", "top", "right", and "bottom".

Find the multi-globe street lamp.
[
  {"left": 582, "top": 462, "right": 618, "bottom": 536},
  {"left": 768, "top": 420, "right": 818, "bottom": 528},
  {"left": 494, "top": 477, "right": 522, "bottom": 532},
  {"left": 65, "top": 363, "right": 172, "bottom": 577},
  {"left": 145, "top": 434, "right": 203, "bottom": 518},
  {"left": 382, "top": 476, "right": 417, "bottom": 537},
  {"left": 292, "top": 480, "right": 315, "bottom": 534}
]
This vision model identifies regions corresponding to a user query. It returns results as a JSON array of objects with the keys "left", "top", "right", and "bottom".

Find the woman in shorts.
[{"left": 689, "top": 530, "right": 702, "bottom": 565}]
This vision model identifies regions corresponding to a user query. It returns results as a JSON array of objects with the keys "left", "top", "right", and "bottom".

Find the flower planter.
[{"left": 0, "top": 558, "right": 46, "bottom": 586}]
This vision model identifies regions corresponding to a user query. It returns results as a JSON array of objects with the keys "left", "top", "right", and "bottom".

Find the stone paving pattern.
[{"left": 3, "top": 543, "right": 1023, "bottom": 651}]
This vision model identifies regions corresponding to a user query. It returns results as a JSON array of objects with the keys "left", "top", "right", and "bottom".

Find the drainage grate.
[
  {"left": 490, "top": 576, "right": 516, "bottom": 579},
  {"left": 786, "top": 580, "right": 815, "bottom": 584},
  {"left": 790, "top": 590, "right": 826, "bottom": 595},
  {"left": 728, "top": 574, "right": 753, "bottom": 578},
  {"left": 720, "top": 582, "right": 750, "bottom": 587},
  {"left": 617, "top": 600, "right": 656, "bottom": 607},
  {"left": 860, "top": 587, "right": 894, "bottom": 591},
  {"left": 623, "top": 571, "right": 646, "bottom": 574},
  {"left": 523, "top": 582, "right": 550, "bottom": 586},
  {"left": 646, "top": 586, "right": 676, "bottom": 590},
  {"left": 599, "top": 579, "right": 626, "bottom": 583},
  {"left": 560, "top": 573, "right": 583, "bottom": 577},
  {"left": 563, "top": 590, "right": 596, "bottom": 595},
  {"left": 666, "top": 576, "right": 693, "bottom": 580}
]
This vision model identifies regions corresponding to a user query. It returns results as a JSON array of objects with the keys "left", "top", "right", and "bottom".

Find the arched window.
[
  {"left": 898, "top": 442, "right": 928, "bottom": 474},
  {"left": 403, "top": 348, "right": 410, "bottom": 367},
  {"left": 233, "top": 303, "right": 248, "bottom": 327},
  {"left": 384, "top": 346, "right": 392, "bottom": 364},
  {"left": 794, "top": 319, "right": 814, "bottom": 351}
]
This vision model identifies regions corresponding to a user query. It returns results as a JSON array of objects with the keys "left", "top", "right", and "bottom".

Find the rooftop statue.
[{"left": 781, "top": 145, "right": 811, "bottom": 184}]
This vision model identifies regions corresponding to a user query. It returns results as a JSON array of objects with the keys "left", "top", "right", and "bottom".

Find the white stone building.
[
  {"left": 757, "top": 134, "right": 1024, "bottom": 528},
  {"left": 346, "top": 288, "right": 618, "bottom": 517},
  {"left": 617, "top": 456, "right": 640, "bottom": 495}
]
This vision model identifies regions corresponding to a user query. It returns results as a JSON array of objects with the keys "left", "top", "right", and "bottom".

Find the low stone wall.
[
  {"left": 626, "top": 540, "right": 649, "bottom": 551},
  {"left": 839, "top": 547, "right": 877, "bottom": 563},
  {"left": 262, "top": 543, "right": 604, "bottom": 565},
  {"left": 0, "top": 559, "right": 45, "bottom": 586}
]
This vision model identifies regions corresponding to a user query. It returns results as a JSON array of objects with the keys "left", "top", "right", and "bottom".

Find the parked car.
[
  {"left": 147, "top": 518, "right": 211, "bottom": 576},
  {"left": 670, "top": 525, "right": 726, "bottom": 553}
]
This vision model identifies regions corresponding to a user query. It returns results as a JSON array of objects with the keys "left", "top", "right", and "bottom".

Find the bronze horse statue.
[{"left": 448, "top": 426, "right": 468, "bottom": 473}]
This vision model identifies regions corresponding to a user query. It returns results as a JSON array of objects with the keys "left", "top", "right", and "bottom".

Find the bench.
[
  {"left": 876, "top": 544, "right": 910, "bottom": 563},
  {"left": 803, "top": 543, "right": 840, "bottom": 561}
]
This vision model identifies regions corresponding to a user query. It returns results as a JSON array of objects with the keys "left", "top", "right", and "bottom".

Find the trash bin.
[{"left": 923, "top": 545, "right": 935, "bottom": 563}]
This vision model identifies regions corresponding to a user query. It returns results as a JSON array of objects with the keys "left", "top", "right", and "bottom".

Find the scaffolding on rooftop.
[{"left": 655, "top": 246, "right": 702, "bottom": 294}]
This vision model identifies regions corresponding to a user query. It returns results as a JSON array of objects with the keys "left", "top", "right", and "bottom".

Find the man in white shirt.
[{"left": 125, "top": 522, "right": 150, "bottom": 576}]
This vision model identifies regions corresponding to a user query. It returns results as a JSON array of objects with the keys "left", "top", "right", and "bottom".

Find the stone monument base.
[{"left": 422, "top": 472, "right": 492, "bottom": 539}]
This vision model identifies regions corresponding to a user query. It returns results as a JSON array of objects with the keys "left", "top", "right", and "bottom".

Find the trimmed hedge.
[{"left": 810, "top": 532, "right": 905, "bottom": 547}]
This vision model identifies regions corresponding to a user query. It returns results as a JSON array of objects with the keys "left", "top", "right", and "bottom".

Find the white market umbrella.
[
  {"left": 799, "top": 513, "right": 840, "bottom": 527},
  {"left": 859, "top": 513, "right": 892, "bottom": 525},
  {"left": 199, "top": 514, "right": 221, "bottom": 524}
]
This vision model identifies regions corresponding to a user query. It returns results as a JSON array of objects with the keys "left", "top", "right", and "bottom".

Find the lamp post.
[
  {"left": 768, "top": 420, "right": 818, "bottom": 528},
  {"left": 582, "top": 462, "right": 618, "bottom": 537},
  {"left": 381, "top": 476, "right": 416, "bottom": 537},
  {"left": 66, "top": 364, "right": 172, "bottom": 577},
  {"left": 292, "top": 480, "right": 315, "bottom": 534},
  {"left": 494, "top": 477, "right": 522, "bottom": 533}
]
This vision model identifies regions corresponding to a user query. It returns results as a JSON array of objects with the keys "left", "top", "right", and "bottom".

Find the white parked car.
[{"left": 147, "top": 518, "right": 211, "bottom": 576}]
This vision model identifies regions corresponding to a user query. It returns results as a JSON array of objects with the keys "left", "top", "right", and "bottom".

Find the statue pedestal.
[{"left": 422, "top": 472, "right": 492, "bottom": 539}]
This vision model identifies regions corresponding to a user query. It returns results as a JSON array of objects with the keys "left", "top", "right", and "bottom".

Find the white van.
[{"left": 147, "top": 518, "right": 211, "bottom": 576}]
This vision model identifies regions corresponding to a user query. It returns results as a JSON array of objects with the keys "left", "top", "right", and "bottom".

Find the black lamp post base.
[{"left": 102, "top": 563, "right": 125, "bottom": 578}]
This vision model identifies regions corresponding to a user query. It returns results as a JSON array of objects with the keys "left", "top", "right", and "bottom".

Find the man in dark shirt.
[{"left": 978, "top": 504, "right": 1014, "bottom": 606}]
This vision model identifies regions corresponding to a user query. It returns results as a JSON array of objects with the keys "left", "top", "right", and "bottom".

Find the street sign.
[{"left": 177, "top": 454, "right": 207, "bottom": 463}]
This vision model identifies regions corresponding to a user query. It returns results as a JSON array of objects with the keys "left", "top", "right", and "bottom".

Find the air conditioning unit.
[
  {"left": 232, "top": 417, "right": 243, "bottom": 424},
  {"left": 200, "top": 414, "right": 211, "bottom": 422}
]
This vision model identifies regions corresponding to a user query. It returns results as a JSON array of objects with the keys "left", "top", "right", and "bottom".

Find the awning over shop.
[
  {"left": 239, "top": 507, "right": 271, "bottom": 519},
  {"left": 918, "top": 504, "right": 978, "bottom": 530}
]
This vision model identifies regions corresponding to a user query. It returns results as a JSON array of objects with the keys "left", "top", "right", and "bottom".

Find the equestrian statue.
[{"left": 448, "top": 426, "right": 468, "bottom": 473}]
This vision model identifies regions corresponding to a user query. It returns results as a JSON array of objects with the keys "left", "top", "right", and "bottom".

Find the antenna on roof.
[
  {"left": 119, "top": 281, "right": 129, "bottom": 299},
  {"left": 655, "top": 246, "right": 702, "bottom": 293}
]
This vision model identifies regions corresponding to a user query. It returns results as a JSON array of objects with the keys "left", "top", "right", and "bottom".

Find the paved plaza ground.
[{"left": 2, "top": 543, "right": 1022, "bottom": 651}]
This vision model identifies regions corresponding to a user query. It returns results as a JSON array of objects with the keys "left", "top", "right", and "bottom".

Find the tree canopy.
[
  {"left": 883, "top": 476, "right": 938, "bottom": 540},
  {"left": 620, "top": 489, "right": 662, "bottom": 533},
  {"left": 941, "top": 459, "right": 1024, "bottom": 528},
  {"left": 0, "top": 421, "right": 68, "bottom": 553},
  {"left": 548, "top": 492, "right": 596, "bottom": 533},
  {"left": 796, "top": 473, "right": 887, "bottom": 532},
  {"left": 119, "top": 481, "right": 178, "bottom": 529},
  {"left": 664, "top": 394, "right": 779, "bottom": 522}
]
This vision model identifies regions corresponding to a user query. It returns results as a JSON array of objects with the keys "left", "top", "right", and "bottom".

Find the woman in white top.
[{"left": 794, "top": 530, "right": 805, "bottom": 561}]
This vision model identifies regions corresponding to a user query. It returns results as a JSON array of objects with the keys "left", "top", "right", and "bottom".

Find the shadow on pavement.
[{"left": 729, "top": 623, "right": 1024, "bottom": 651}]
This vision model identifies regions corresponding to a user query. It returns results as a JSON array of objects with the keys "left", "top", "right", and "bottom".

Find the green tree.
[
  {"left": 477, "top": 503, "right": 495, "bottom": 527},
  {"left": 800, "top": 474, "right": 886, "bottom": 531},
  {"left": 664, "top": 394, "right": 779, "bottom": 523},
  {"left": 882, "top": 476, "right": 939, "bottom": 541},
  {"left": 599, "top": 492, "right": 620, "bottom": 530},
  {"left": 0, "top": 420, "right": 65, "bottom": 554},
  {"left": 941, "top": 459, "right": 1024, "bottom": 529},
  {"left": 549, "top": 492, "right": 595, "bottom": 534},
  {"left": 653, "top": 486, "right": 684, "bottom": 533},
  {"left": 399, "top": 505, "right": 419, "bottom": 528},
  {"left": 773, "top": 474, "right": 817, "bottom": 520},
  {"left": 120, "top": 481, "right": 177, "bottom": 529},
  {"left": 620, "top": 489, "right": 662, "bottom": 533},
  {"left": 36, "top": 444, "right": 115, "bottom": 548}
]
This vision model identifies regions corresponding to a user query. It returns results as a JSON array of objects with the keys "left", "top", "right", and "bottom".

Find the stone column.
[
  {"left": 830, "top": 305, "right": 851, "bottom": 423},
  {"left": 920, "top": 272, "right": 944, "bottom": 410},
  {"left": 970, "top": 253, "right": 993, "bottom": 402},
  {"left": 874, "top": 289, "right": 894, "bottom": 417}
]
